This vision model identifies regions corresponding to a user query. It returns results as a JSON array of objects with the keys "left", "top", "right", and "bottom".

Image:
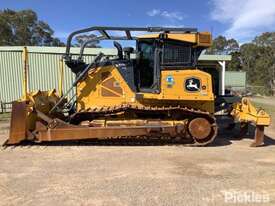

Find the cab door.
[{"left": 136, "top": 39, "right": 161, "bottom": 93}]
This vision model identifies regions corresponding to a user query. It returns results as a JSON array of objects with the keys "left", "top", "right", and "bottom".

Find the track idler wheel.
[{"left": 188, "top": 117, "right": 213, "bottom": 144}]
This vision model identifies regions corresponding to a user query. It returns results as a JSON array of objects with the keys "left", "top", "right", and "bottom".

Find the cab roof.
[{"left": 138, "top": 32, "right": 212, "bottom": 47}]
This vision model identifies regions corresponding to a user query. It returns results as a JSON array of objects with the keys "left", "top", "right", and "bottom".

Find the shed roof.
[{"left": 198, "top": 54, "right": 231, "bottom": 61}]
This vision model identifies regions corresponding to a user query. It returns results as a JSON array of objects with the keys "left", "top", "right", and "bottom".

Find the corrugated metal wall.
[
  {"left": 28, "top": 52, "right": 75, "bottom": 99},
  {"left": 225, "top": 71, "right": 246, "bottom": 90},
  {"left": 0, "top": 46, "right": 117, "bottom": 103},
  {"left": 0, "top": 49, "right": 23, "bottom": 102}
]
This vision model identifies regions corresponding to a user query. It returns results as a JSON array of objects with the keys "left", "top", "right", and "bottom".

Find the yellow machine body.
[
  {"left": 77, "top": 66, "right": 215, "bottom": 113},
  {"left": 77, "top": 32, "right": 214, "bottom": 113}
]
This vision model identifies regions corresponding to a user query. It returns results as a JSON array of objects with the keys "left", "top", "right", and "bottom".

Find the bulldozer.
[{"left": 5, "top": 26, "right": 271, "bottom": 146}]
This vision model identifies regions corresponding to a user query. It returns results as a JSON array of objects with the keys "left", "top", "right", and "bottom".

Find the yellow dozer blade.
[
  {"left": 231, "top": 98, "right": 271, "bottom": 147},
  {"left": 6, "top": 90, "right": 64, "bottom": 145}
]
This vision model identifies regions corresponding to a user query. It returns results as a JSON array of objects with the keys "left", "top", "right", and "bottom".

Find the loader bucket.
[{"left": 6, "top": 101, "right": 28, "bottom": 145}]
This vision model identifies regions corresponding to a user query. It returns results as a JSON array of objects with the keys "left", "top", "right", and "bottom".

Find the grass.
[
  {"left": 251, "top": 99, "right": 275, "bottom": 129},
  {"left": 252, "top": 102, "right": 275, "bottom": 118}
]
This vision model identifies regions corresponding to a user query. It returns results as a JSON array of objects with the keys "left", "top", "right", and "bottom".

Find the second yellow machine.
[{"left": 7, "top": 26, "right": 270, "bottom": 146}]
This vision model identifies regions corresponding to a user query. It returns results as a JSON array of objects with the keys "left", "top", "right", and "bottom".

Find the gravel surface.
[{"left": 0, "top": 109, "right": 275, "bottom": 206}]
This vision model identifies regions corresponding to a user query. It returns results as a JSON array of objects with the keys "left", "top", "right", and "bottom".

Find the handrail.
[{"left": 64, "top": 26, "right": 197, "bottom": 61}]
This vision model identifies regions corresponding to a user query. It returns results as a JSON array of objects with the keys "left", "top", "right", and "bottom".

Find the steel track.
[{"left": 69, "top": 104, "right": 218, "bottom": 146}]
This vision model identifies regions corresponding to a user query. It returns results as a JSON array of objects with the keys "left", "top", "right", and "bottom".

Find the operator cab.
[
  {"left": 64, "top": 27, "right": 211, "bottom": 94},
  {"left": 135, "top": 36, "right": 205, "bottom": 93}
]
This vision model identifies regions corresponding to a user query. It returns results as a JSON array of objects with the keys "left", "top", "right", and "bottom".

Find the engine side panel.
[
  {"left": 76, "top": 65, "right": 136, "bottom": 111},
  {"left": 76, "top": 66, "right": 214, "bottom": 113},
  {"left": 140, "top": 69, "right": 214, "bottom": 113}
]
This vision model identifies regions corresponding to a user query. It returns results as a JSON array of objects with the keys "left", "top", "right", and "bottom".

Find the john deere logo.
[{"left": 185, "top": 77, "right": 201, "bottom": 92}]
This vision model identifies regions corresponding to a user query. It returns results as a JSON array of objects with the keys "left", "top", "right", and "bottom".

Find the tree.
[
  {"left": 206, "top": 36, "right": 226, "bottom": 54},
  {"left": 75, "top": 34, "right": 101, "bottom": 48},
  {"left": 253, "top": 32, "right": 275, "bottom": 48},
  {"left": 205, "top": 33, "right": 275, "bottom": 95},
  {"left": 227, "top": 51, "right": 242, "bottom": 71},
  {"left": 225, "top": 39, "right": 239, "bottom": 54},
  {"left": 206, "top": 35, "right": 239, "bottom": 55},
  {"left": 253, "top": 32, "right": 275, "bottom": 95},
  {"left": 0, "top": 9, "right": 64, "bottom": 46},
  {"left": 240, "top": 43, "right": 274, "bottom": 94}
]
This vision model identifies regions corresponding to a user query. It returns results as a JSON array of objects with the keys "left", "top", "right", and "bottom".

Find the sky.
[{"left": 1, "top": 0, "right": 275, "bottom": 46}]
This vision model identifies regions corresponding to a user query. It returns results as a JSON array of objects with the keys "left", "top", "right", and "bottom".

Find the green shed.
[{"left": 225, "top": 71, "right": 246, "bottom": 91}]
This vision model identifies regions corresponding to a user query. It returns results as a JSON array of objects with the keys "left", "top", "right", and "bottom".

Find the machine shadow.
[
  {"left": 7, "top": 139, "right": 190, "bottom": 147},
  {"left": 209, "top": 121, "right": 275, "bottom": 147},
  {"left": 3, "top": 133, "right": 275, "bottom": 148}
]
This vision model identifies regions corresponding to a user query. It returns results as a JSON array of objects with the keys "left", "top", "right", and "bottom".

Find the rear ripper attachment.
[{"left": 231, "top": 98, "right": 271, "bottom": 147}]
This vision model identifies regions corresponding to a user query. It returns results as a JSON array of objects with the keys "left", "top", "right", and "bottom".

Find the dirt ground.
[{"left": 0, "top": 97, "right": 274, "bottom": 206}]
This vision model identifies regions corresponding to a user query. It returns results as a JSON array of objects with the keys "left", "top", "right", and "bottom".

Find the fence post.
[
  {"left": 22, "top": 46, "right": 29, "bottom": 100},
  {"left": 58, "top": 58, "right": 64, "bottom": 97},
  {"left": 0, "top": 101, "right": 3, "bottom": 114}
]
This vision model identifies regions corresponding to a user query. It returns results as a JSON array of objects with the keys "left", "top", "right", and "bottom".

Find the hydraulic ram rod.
[{"left": 49, "top": 53, "right": 104, "bottom": 114}]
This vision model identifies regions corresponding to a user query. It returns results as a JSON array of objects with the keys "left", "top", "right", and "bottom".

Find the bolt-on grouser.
[{"left": 6, "top": 26, "right": 271, "bottom": 146}]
